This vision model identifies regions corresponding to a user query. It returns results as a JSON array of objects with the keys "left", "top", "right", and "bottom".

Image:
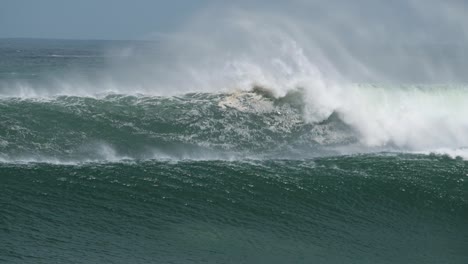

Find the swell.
[{"left": 1, "top": 155, "right": 467, "bottom": 263}]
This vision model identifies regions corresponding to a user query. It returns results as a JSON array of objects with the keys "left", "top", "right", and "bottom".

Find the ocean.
[{"left": 0, "top": 38, "right": 467, "bottom": 263}]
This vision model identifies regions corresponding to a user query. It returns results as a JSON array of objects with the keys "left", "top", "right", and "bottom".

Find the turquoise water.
[{"left": 0, "top": 39, "right": 467, "bottom": 263}]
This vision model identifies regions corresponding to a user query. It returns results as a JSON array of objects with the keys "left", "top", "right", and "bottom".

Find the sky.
[
  {"left": 0, "top": 0, "right": 211, "bottom": 40},
  {"left": 0, "top": 0, "right": 467, "bottom": 44}
]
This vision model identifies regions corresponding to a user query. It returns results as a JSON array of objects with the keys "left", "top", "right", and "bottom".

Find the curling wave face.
[
  {"left": 0, "top": 83, "right": 467, "bottom": 163},
  {"left": 0, "top": 90, "right": 355, "bottom": 163}
]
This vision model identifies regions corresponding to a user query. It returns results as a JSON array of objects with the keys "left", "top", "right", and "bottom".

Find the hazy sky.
[
  {"left": 0, "top": 0, "right": 211, "bottom": 39},
  {"left": 0, "top": 0, "right": 467, "bottom": 83},
  {"left": 1, "top": 0, "right": 467, "bottom": 43}
]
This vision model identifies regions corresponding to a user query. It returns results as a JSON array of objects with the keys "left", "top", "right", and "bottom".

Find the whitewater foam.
[{"left": 415, "top": 148, "right": 468, "bottom": 160}]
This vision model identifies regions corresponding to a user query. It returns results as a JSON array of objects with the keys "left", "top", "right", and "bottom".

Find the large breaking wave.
[
  {"left": 1, "top": 1, "right": 468, "bottom": 163},
  {"left": 0, "top": 83, "right": 467, "bottom": 163}
]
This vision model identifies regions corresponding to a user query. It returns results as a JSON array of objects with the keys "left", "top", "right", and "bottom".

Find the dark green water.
[
  {"left": 1, "top": 156, "right": 467, "bottom": 263},
  {"left": 1, "top": 39, "right": 468, "bottom": 263}
]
